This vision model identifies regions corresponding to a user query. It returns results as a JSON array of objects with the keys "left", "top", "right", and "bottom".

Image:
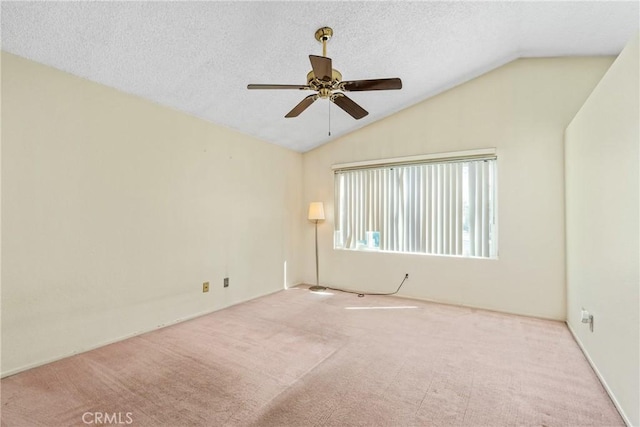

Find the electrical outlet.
[
  {"left": 202, "top": 282, "right": 209, "bottom": 293},
  {"left": 224, "top": 277, "right": 229, "bottom": 288}
]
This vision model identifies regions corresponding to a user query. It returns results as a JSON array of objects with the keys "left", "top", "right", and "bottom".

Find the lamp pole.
[
  {"left": 308, "top": 202, "right": 326, "bottom": 292},
  {"left": 315, "top": 219, "right": 319, "bottom": 287}
]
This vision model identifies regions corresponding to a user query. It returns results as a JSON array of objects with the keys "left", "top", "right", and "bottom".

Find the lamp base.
[{"left": 309, "top": 285, "right": 327, "bottom": 292}]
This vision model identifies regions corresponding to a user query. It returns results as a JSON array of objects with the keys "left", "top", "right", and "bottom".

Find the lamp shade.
[{"left": 308, "top": 202, "right": 325, "bottom": 221}]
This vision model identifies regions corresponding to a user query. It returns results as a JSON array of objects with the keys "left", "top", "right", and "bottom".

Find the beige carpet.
[{"left": 1, "top": 285, "right": 623, "bottom": 426}]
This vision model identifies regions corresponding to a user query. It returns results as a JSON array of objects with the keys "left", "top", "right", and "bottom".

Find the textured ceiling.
[{"left": 2, "top": 1, "right": 638, "bottom": 152}]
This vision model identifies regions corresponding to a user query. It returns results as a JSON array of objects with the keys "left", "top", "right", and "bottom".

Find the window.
[{"left": 333, "top": 151, "right": 497, "bottom": 258}]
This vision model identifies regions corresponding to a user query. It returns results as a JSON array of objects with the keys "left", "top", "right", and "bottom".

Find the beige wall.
[
  {"left": 1, "top": 53, "right": 303, "bottom": 376},
  {"left": 565, "top": 34, "right": 639, "bottom": 426},
  {"left": 302, "top": 57, "right": 613, "bottom": 320}
]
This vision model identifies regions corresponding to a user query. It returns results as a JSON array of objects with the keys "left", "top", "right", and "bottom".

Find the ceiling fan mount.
[
  {"left": 314, "top": 26, "right": 333, "bottom": 43},
  {"left": 247, "top": 26, "right": 402, "bottom": 120}
]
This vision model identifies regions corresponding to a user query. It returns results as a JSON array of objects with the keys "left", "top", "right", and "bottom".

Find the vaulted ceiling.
[{"left": 2, "top": 1, "right": 638, "bottom": 152}]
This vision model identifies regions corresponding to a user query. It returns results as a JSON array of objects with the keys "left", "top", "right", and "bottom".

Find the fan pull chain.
[{"left": 328, "top": 101, "right": 331, "bottom": 136}]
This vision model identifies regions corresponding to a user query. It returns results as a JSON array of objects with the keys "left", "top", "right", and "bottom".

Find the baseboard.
[
  {"left": 566, "top": 322, "right": 632, "bottom": 427},
  {"left": 1, "top": 286, "right": 285, "bottom": 378},
  {"left": 403, "top": 293, "right": 564, "bottom": 322},
  {"left": 298, "top": 282, "right": 564, "bottom": 322}
]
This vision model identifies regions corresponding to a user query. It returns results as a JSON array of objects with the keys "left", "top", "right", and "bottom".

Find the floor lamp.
[{"left": 308, "top": 202, "right": 326, "bottom": 292}]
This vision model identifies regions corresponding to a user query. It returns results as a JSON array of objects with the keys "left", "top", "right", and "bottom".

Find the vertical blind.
[{"left": 334, "top": 158, "right": 497, "bottom": 258}]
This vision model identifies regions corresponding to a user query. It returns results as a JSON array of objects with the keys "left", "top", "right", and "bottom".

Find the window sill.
[{"left": 333, "top": 246, "right": 498, "bottom": 260}]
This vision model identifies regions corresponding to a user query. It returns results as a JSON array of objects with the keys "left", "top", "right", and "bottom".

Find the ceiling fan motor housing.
[{"left": 306, "top": 69, "right": 343, "bottom": 98}]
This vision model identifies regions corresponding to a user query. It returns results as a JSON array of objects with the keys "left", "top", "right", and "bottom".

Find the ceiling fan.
[{"left": 247, "top": 27, "right": 402, "bottom": 120}]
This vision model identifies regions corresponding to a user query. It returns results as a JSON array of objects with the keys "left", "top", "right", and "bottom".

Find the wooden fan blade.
[
  {"left": 331, "top": 94, "right": 368, "bottom": 120},
  {"left": 341, "top": 78, "right": 402, "bottom": 91},
  {"left": 309, "top": 55, "right": 332, "bottom": 81},
  {"left": 285, "top": 94, "right": 318, "bottom": 118},
  {"left": 248, "top": 84, "right": 309, "bottom": 90}
]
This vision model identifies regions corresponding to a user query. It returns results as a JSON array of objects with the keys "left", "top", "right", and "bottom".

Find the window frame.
[{"left": 332, "top": 149, "right": 498, "bottom": 259}]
